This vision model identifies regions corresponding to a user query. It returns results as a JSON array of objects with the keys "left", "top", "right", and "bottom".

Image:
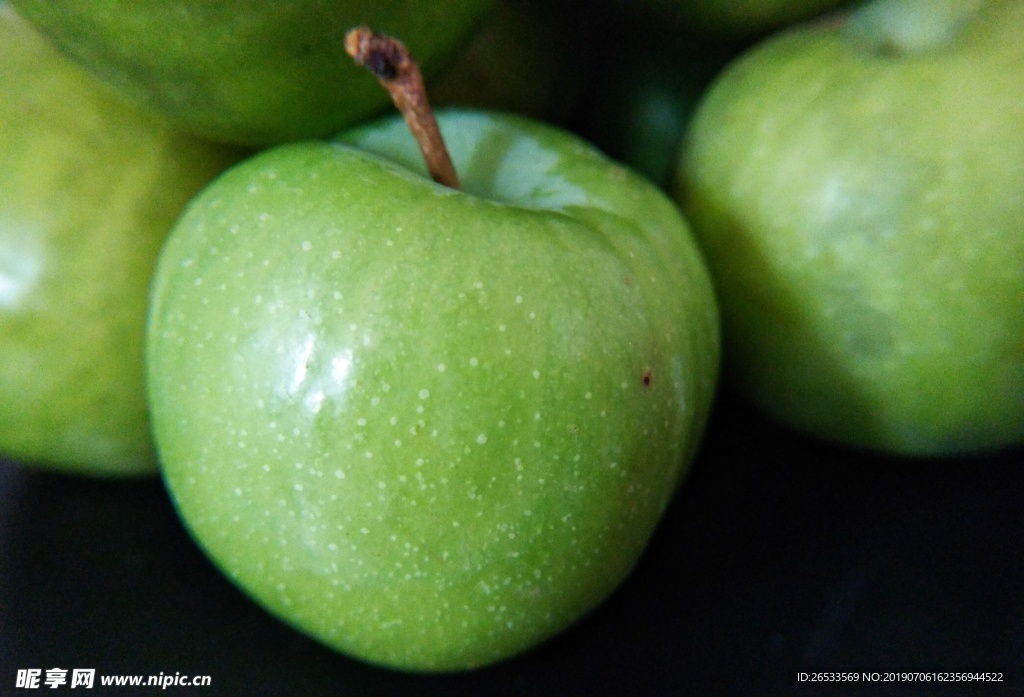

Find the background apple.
[
  {"left": 9, "top": 0, "right": 496, "bottom": 147},
  {"left": 674, "top": 0, "right": 1024, "bottom": 455},
  {"left": 146, "top": 108, "right": 719, "bottom": 671},
  {"left": 0, "top": 3, "right": 239, "bottom": 475}
]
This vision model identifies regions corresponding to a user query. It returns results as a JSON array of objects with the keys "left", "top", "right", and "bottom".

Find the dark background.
[{"left": 2, "top": 387, "right": 1022, "bottom": 696}]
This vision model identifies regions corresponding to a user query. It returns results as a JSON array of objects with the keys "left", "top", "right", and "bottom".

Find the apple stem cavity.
[{"left": 345, "top": 27, "right": 461, "bottom": 190}]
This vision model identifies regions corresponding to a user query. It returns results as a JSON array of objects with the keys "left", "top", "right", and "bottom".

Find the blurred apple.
[
  {"left": 10, "top": 0, "right": 495, "bottom": 147},
  {"left": 0, "top": 3, "right": 239, "bottom": 475},
  {"left": 675, "top": 0, "right": 1024, "bottom": 455}
]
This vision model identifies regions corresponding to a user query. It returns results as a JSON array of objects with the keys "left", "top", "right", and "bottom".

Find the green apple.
[
  {"left": 146, "top": 108, "right": 719, "bottom": 670},
  {"left": 0, "top": 3, "right": 239, "bottom": 475},
  {"left": 9, "top": 0, "right": 495, "bottom": 147},
  {"left": 674, "top": 0, "right": 1024, "bottom": 455}
]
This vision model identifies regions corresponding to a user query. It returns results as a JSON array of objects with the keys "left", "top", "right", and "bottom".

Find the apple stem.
[{"left": 345, "top": 27, "right": 460, "bottom": 190}]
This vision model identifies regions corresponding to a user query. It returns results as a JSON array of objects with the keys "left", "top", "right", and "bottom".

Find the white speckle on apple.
[
  {"left": 515, "top": 295, "right": 523, "bottom": 304},
  {"left": 418, "top": 389, "right": 430, "bottom": 399},
  {"left": 469, "top": 357, "right": 479, "bottom": 367},
  {"left": 532, "top": 370, "right": 540, "bottom": 379},
  {"left": 476, "top": 434, "right": 488, "bottom": 444},
  {"left": 294, "top": 483, "right": 304, "bottom": 491},
  {"left": 334, "top": 469, "right": 345, "bottom": 479},
  {"left": 437, "top": 363, "right": 446, "bottom": 372},
  {"left": 356, "top": 418, "right": 367, "bottom": 427}
]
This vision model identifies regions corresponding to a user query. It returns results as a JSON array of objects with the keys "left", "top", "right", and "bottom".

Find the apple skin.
[
  {"left": 674, "top": 0, "right": 1024, "bottom": 455},
  {"left": 146, "top": 109, "right": 719, "bottom": 671},
  {"left": 0, "top": 4, "right": 238, "bottom": 475},
  {"left": 9, "top": 0, "right": 495, "bottom": 147}
]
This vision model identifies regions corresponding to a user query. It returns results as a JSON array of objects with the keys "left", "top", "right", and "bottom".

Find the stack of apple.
[{"left": 2, "top": 0, "right": 1020, "bottom": 674}]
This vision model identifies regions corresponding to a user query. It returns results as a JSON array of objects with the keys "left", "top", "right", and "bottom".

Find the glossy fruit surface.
[
  {"left": 10, "top": 0, "right": 495, "bottom": 146},
  {"left": 675, "top": 0, "right": 1024, "bottom": 455},
  {"left": 0, "top": 3, "right": 237, "bottom": 475},
  {"left": 147, "top": 109, "right": 719, "bottom": 670}
]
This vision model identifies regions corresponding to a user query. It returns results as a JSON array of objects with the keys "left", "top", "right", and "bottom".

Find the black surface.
[{"left": 2, "top": 389, "right": 1022, "bottom": 696}]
